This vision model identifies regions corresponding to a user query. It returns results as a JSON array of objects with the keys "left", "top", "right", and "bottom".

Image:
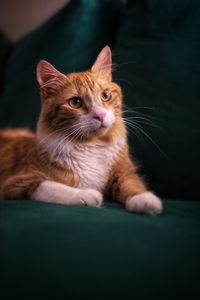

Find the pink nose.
[{"left": 93, "top": 110, "right": 106, "bottom": 123}]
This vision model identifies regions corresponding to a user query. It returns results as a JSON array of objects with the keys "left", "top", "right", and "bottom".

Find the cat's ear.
[
  {"left": 91, "top": 46, "right": 112, "bottom": 81},
  {"left": 36, "top": 60, "right": 66, "bottom": 98}
]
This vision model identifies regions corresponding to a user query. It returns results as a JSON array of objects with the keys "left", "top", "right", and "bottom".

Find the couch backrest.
[{"left": 113, "top": 0, "right": 200, "bottom": 200}]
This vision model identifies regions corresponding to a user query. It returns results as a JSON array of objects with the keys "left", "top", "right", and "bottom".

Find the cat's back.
[
  {"left": 0, "top": 129, "right": 37, "bottom": 170},
  {"left": 0, "top": 128, "right": 34, "bottom": 137},
  {"left": 0, "top": 129, "right": 35, "bottom": 147}
]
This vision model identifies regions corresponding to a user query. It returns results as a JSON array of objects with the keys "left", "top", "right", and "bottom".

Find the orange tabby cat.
[{"left": 0, "top": 46, "right": 162, "bottom": 215}]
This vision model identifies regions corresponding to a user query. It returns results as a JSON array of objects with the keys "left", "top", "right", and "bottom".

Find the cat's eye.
[
  {"left": 68, "top": 97, "right": 83, "bottom": 108},
  {"left": 101, "top": 90, "right": 111, "bottom": 102}
]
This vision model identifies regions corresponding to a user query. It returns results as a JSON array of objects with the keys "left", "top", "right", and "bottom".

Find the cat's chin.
[
  {"left": 80, "top": 125, "right": 111, "bottom": 141},
  {"left": 89, "top": 126, "right": 108, "bottom": 137}
]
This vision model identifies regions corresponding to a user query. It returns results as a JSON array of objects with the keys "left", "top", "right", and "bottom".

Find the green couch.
[{"left": 0, "top": 1, "right": 199, "bottom": 299}]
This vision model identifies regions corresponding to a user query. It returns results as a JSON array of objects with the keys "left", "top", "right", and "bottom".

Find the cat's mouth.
[
  {"left": 89, "top": 121, "right": 106, "bottom": 134},
  {"left": 68, "top": 116, "right": 115, "bottom": 140},
  {"left": 93, "top": 118, "right": 112, "bottom": 131},
  {"left": 81, "top": 119, "right": 110, "bottom": 138},
  {"left": 96, "top": 120, "right": 106, "bottom": 129},
  {"left": 94, "top": 114, "right": 115, "bottom": 129}
]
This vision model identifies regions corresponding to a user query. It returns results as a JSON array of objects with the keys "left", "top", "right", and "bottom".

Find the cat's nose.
[{"left": 93, "top": 110, "right": 106, "bottom": 123}]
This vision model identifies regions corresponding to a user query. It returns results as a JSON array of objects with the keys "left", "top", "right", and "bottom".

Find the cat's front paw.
[
  {"left": 79, "top": 189, "right": 103, "bottom": 208},
  {"left": 125, "top": 192, "right": 163, "bottom": 215}
]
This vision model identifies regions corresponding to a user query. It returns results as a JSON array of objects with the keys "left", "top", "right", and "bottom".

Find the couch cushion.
[
  {"left": 113, "top": 0, "right": 200, "bottom": 200},
  {"left": 0, "top": 0, "right": 123, "bottom": 129},
  {"left": 0, "top": 200, "right": 199, "bottom": 299}
]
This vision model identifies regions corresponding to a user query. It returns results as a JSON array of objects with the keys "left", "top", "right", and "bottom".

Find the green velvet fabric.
[
  {"left": 0, "top": 2, "right": 200, "bottom": 299},
  {"left": 0, "top": 0, "right": 122, "bottom": 129},
  {"left": 113, "top": 0, "right": 200, "bottom": 200},
  {"left": 0, "top": 200, "right": 199, "bottom": 300}
]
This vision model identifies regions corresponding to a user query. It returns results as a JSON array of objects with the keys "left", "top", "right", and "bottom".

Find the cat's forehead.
[{"left": 66, "top": 71, "right": 107, "bottom": 93}]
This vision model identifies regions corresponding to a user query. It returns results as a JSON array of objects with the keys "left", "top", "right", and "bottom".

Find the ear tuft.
[
  {"left": 36, "top": 60, "right": 65, "bottom": 97},
  {"left": 91, "top": 45, "right": 112, "bottom": 81}
]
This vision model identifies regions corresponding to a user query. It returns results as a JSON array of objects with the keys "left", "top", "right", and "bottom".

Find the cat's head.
[{"left": 36, "top": 46, "right": 125, "bottom": 144}]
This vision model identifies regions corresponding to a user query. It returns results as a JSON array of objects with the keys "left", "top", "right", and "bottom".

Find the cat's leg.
[
  {"left": 111, "top": 156, "right": 163, "bottom": 215},
  {"left": 32, "top": 180, "right": 103, "bottom": 207},
  {"left": 0, "top": 171, "right": 46, "bottom": 200},
  {"left": 0, "top": 173, "right": 103, "bottom": 207}
]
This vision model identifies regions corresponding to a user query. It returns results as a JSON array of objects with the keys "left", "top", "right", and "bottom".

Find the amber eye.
[
  {"left": 68, "top": 97, "right": 83, "bottom": 108},
  {"left": 101, "top": 90, "right": 111, "bottom": 102}
]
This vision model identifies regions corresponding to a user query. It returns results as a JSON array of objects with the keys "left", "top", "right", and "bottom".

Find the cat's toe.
[
  {"left": 125, "top": 192, "right": 163, "bottom": 215},
  {"left": 80, "top": 189, "right": 103, "bottom": 208}
]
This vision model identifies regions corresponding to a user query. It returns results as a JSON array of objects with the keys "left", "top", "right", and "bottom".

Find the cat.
[{"left": 0, "top": 46, "right": 162, "bottom": 215}]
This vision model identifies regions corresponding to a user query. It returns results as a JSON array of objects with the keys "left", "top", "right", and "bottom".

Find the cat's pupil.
[
  {"left": 74, "top": 98, "right": 81, "bottom": 105},
  {"left": 101, "top": 90, "right": 110, "bottom": 101},
  {"left": 103, "top": 92, "right": 108, "bottom": 98},
  {"left": 69, "top": 97, "right": 82, "bottom": 108}
]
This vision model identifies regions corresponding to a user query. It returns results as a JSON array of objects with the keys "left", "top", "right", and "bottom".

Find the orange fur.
[{"left": 0, "top": 46, "right": 162, "bottom": 214}]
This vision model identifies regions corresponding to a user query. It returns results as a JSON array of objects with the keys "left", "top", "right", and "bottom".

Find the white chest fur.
[
  {"left": 65, "top": 141, "right": 126, "bottom": 191},
  {"left": 39, "top": 134, "right": 126, "bottom": 192}
]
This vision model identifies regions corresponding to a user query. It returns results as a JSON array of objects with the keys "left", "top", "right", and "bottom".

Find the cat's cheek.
[{"left": 125, "top": 192, "right": 163, "bottom": 215}]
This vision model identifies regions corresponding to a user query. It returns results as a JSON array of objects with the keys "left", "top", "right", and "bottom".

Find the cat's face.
[{"left": 36, "top": 46, "right": 124, "bottom": 143}]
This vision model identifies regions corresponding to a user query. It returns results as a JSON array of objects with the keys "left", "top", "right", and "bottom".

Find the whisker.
[
  {"left": 120, "top": 116, "right": 167, "bottom": 158},
  {"left": 122, "top": 105, "right": 161, "bottom": 122},
  {"left": 122, "top": 116, "right": 161, "bottom": 130}
]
